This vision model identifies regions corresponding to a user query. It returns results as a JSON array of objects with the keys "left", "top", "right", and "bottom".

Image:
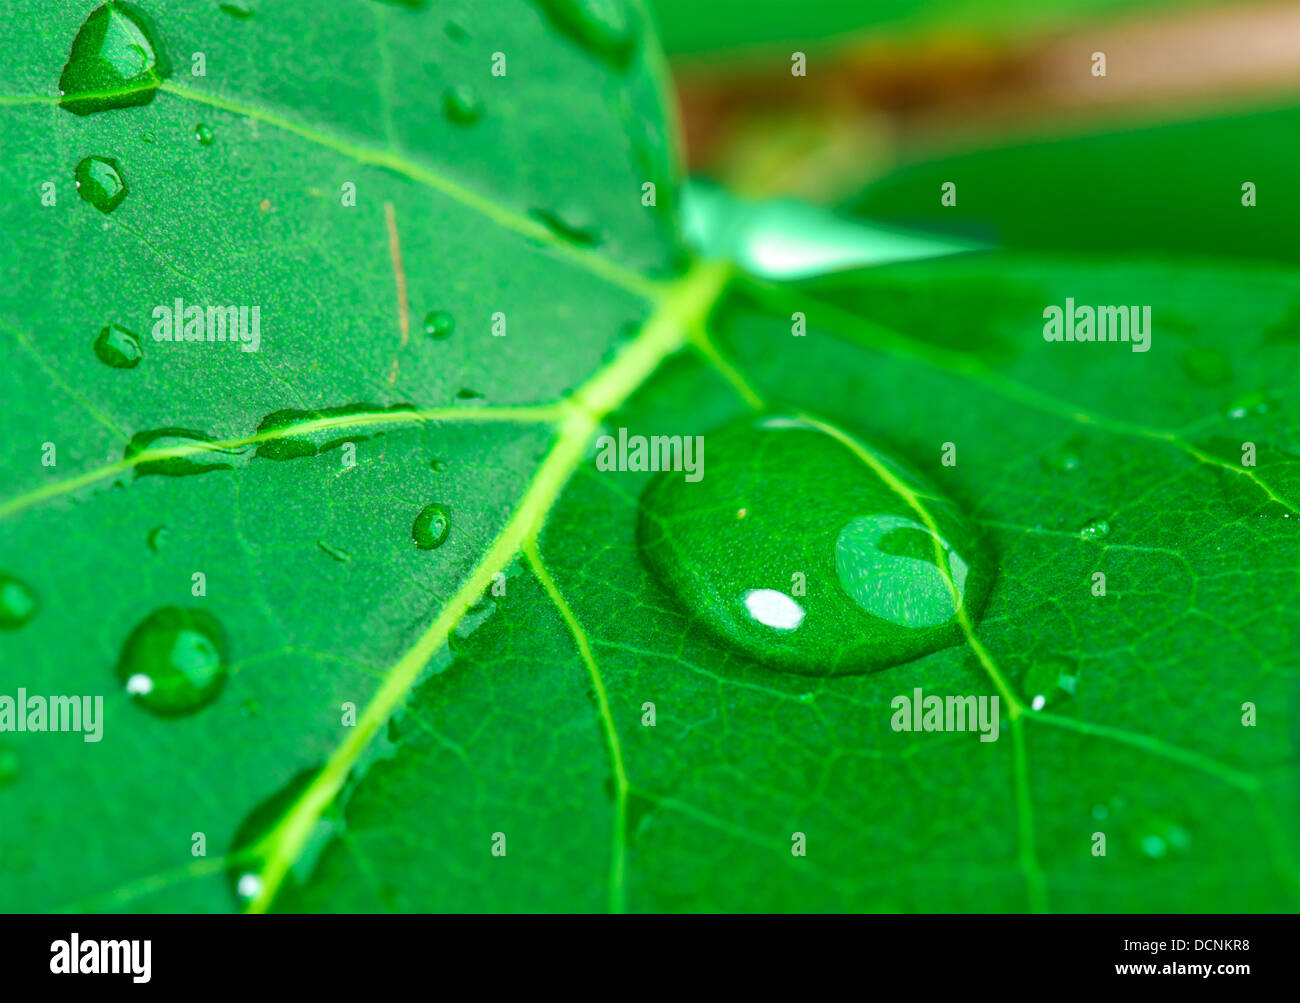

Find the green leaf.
[
  {"left": 0, "top": 0, "right": 710, "bottom": 912},
  {"left": 2, "top": 0, "right": 1297, "bottom": 917},
  {"left": 285, "top": 252, "right": 1299, "bottom": 912}
]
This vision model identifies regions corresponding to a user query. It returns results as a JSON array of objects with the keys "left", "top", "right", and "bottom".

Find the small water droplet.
[
  {"left": 531, "top": 204, "right": 600, "bottom": 246},
  {"left": 141, "top": 129, "right": 155, "bottom": 143},
  {"left": 1078, "top": 517, "right": 1110, "bottom": 541},
  {"left": 412, "top": 503, "right": 450, "bottom": 550},
  {"left": 1022, "top": 654, "right": 1078, "bottom": 710},
  {"left": 0, "top": 573, "right": 40, "bottom": 630},
  {"left": 1091, "top": 803, "right": 1108, "bottom": 821},
  {"left": 534, "top": 0, "right": 639, "bottom": 68},
  {"left": 146, "top": 525, "right": 168, "bottom": 552},
  {"left": 637, "top": 414, "right": 991, "bottom": 675},
  {"left": 75, "top": 156, "right": 129, "bottom": 213},
  {"left": 93, "top": 323, "right": 142, "bottom": 368},
  {"left": 430, "top": 458, "right": 448, "bottom": 472},
  {"left": 442, "top": 83, "right": 482, "bottom": 125},
  {"left": 423, "top": 310, "right": 455, "bottom": 339},
  {"left": 1042, "top": 442, "right": 1081, "bottom": 473},
  {"left": 115, "top": 607, "right": 229, "bottom": 717},
  {"left": 1140, "top": 834, "right": 1167, "bottom": 859},
  {"left": 194, "top": 122, "right": 214, "bottom": 145},
  {"left": 59, "top": 2, "right": 171, "bottom": 115},
  {"left": 317, "top": 540, "right": 351, "bottom": 563},
  {"left": 220, "top": 2, "right": 255, "bottom": 18}
]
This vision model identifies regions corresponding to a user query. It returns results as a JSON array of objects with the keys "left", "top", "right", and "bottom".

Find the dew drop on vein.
[
  {"left": 637, "top": 414, "right": 992, "bottom": 675},
  {"left": 59, "top": 2, "right": 171, "bottom": 116}
]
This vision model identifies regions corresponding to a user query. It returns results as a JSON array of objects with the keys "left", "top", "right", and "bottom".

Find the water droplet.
[
  {"left": 226, "top": 765, "right": 338, "bottom": 908},
  {"left": 141, "top": 129, "right": 155, "bottom": 143},
  {"left": 317, "top": 540, "right": 351, "bottom": 563},
  {"left": 1140, "top": 834, "right": 1167, "bottom": 859},
  {"left": 74, "top": 156, "right": 129, "bottom": 214},
  {"left": 0, "top": 573, "right": 39, "bottom": 630},
  {"left": 59, "top": 2, "right": 171, "bottom": 116},
  {"left": 534, "top": 0, "right": 639, "bottom": 68},
  {"left": 1091, "top": 803, "right": 1108, "bottom": 821},
  {"left": 531, "top": 204, "right": 600, "bottom": 246},
  {"left": 412, "top": 503, "right": 450, "bottom": 549},
  {"left": 637, "top": 414, "right": 992, "bottom": 675},
  {"left": 1022, "top": 654, "right": 1078, "bottom": 710},
  {"left": 423, "top": 310, "right": 455, "bottom": 339},
  {"left": 442, "top": 83, "right": 482, "bottom": 125},
  {"left": 194, "top": 122, "right": 214, "bottom": 145},
  {"left": 1078, "top": 517, "right": 1110, "bottom": 541},
  {"left": 92, "top": 323, "right": 142, "bottom": 368},
  {"left": 146, "top": 525, "right": 168, "bottom": 552},
  {"left": 219, "top": 2, "right": 255, "bottom": 18},
  {"left": 115, "top": 607, "right": 229, "bottom": 717},
  {"left": 430, "top": 458, "right": 448, "bottom": 472},
  {"left": 455, "top": 387, "right": 484, "bottom": 401},
  {"left": 125, "top": 428, "right": 249, "bottom": 477}
]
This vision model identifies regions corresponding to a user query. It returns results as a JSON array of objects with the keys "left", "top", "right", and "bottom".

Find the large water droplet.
[
  {"left": 637, "top": 414, "right": 991, "bottom": 675},
  {"left": 534, "top": 0, "right": 639, "bottom": 68},
  {"left": 115, "top": 607, "right": 229, "bottom": 716},
  {"left": 0, "top": 572, "right": 40, "bottom": 630},
  {"left": 75, "top": 156, "right": 128, "bottom": 214},
  {"left": 93, "top": 323, "right": 142, "bottom": 368},
  {"left": 442, "top": 84, "right": 482, "bottom": 125},
  {"left": 412, "top": 503, "right": 450, "bottom": 549},
  {"left": 59, "top": 2, "right": 171, "bottom": 116}
]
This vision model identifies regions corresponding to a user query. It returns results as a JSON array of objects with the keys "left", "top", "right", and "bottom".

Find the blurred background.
[{"left": 649, "top": 0, "right": 1300, "bottom": 264}]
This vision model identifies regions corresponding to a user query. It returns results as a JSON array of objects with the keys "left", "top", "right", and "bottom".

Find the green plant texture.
[{"left": 0, "top": 0, "right": 1296, "bottom": 915}]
